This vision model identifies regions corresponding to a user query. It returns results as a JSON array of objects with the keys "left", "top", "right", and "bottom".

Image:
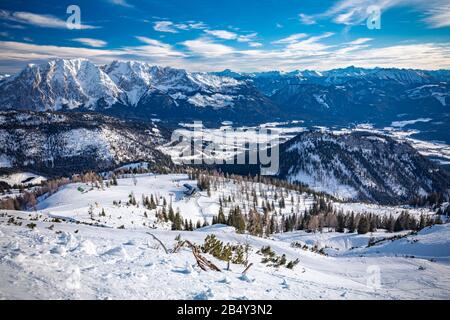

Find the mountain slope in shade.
[
  {"left": 214, "top": 66, "right": 450, "bottom": 125},
  {"left": 0, "top": 110, "right": 172, "bottom": 175},
  {"left": 277, "top": 130, "right": 450, "bottom": 204}
]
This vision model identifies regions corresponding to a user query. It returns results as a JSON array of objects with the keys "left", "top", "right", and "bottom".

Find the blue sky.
[{"left": 0, "top": 0, "right": 449, "bottom": 73}]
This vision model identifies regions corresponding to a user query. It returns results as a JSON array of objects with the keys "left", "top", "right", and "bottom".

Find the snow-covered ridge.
[
  {"left": 278, "top": 130, "right": 450, "bottom": 204},
  {"left": 0, "top": 74, "right": 10, "bottom": 81},
  {"left": 219, "top": 66, "right": 450, "bottom": 85},
  {"left": 0, "top": 110, "right": 171, "bottom": 173}
]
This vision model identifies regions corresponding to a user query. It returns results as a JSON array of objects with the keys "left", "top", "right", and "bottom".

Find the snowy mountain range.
[
  {"left": 216, "top": 66, "right": 450, "bottom": 87},
  {"left": 229, "top": 66, "right": 450, "bottom": 125},
  {"left": 0, "top": 59, "right": 276, "bottom": 124},
  {"left": 0, "top": 58, "right": 448, "bottom": 126},
  {"left": 0, "top": 110, "right": 172, "bottom": 175},
  {"left": 277, "top": 130, "right": 450, "bottom": 204}
]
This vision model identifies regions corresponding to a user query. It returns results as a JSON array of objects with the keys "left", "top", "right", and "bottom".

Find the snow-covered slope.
[
  {"left": 277, "top": 130, "right": 450, "bottom": 204},
  {"left": 2, "top": 217, "right": 449, "bottom": 299},
  {"left": 275, "top": 224, "right": 450, "bottom": 259},
  {"left": 0, "top": 59, "right": 121, "bottom": 111},
  {"left": 0, "top": 173, "right": 449, "bottom": 299},
  {"left": 360, "top": 224, "right": 450, "bottom": 258},
  {"left": 0, "top": 172, "right": 46, "bottom": 186},
  {"left": 0, "top": 110, "right": 172, "bottom": 174}
]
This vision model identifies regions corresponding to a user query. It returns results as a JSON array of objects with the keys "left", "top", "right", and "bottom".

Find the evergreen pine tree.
[{"left": 357, "top": 215, "right": 370, "bottom": 234}]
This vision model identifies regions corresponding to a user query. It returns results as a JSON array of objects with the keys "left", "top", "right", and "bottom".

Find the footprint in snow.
[
  {"left": 193, "top": 288, "right": 214, "bottom": 300},
  {"left": 65, "top": 266, "right": 81, "bottom": 290},
  {"left": 239, "top": 274, "right": 255, "bottom": 283},
  {"left": 219, "top": 276, "right": 231, "bottom": 284},
  {"left": 50, "top": 245, "right": 68, "bottom": 257},
  {"left": 77, "top": 240, "right": 97, "bottom": 255},
  {"left": 281, "top": 278, "right": 289, "bottom": 289},
  {"left": 123, "top": 239, "right": 136, "bottom": 246},
  {"left": 102, "top": 246, "right": 129, "bottom": 261},
  {"left": 5, "top": 241, "right": 20, "bottom": 251},
  {"left": 172, "top": 262, "right": 196, "bottom": 275},
  {"left": 57, "top": 232, "right": 78, "bottom": 250},
  {"left": 4, "top": 252, "right": 26, "bottom": 264}
]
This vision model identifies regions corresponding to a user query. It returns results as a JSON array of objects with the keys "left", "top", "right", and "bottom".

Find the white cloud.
[
  {"left": 132, "top": 36, "right": 185, "bottom": 57},
  {"left": 335, "top": 44, "right": 369, "bottom": 55},
  {"left": 299, "top": 13, "right": 316, "bottom": 25},
  {"left": 0, "top": 41, "right": 120, "bottom": 64},
  {"left": 2, "top": 22, "right": 26, "bottom": 29},
  {"left": 108, "top": 0, "right": 134, "bottom": 8},
  {"left": 204, "top": 29, "right": 258, "bottom": 44},
  {"left": 285, "top": 33, "right": 335, "bottom": 52},
  {"left": 174, "top": 23, "right": 189, "bottom": 30},
  {"left": 237, "top": 33, "right": 258, "bottom": 43},
  {"left": 0, "top": 10, "right": 98, "bottom": 29},
  {"left": 153, "top": 21, "right": 178, "bottom": 33},
  {"left": 249, "top": 42, "right": 262, "bottom": 47},
  {"left": 0, "top": 32, "right": 449, "bottom": 74},
  {"left": 72, "top": 38, "right": 107, "bottom": 48},
  {"left": 322, "top": 0, "right": 397, "bottom": 25},
  {"left": 187, "top": 21, "right": 207, "bottom": 29},
  {"left": 346, "top": 38, "right": 373, "bottom": 45},
  {"left": 331, "top": 43, "right": 450, "bottom": 70},
  {"left": 320, "top": 0, "right": 450, "bottom": 29},
  {"left": 204, "top": 29, "right": 237, "bottom": 40},
  {"left": 152, "top": 19, "right": 208, "bottom": 33},
  {"left": 424, "top": 4, "right": 450, "bottom": 28},
  {"left": 0, "top": 38, "right": 190, "bottom": 73},
  {"left": 182, "top": 38, "right": 234, "bottom": 56},
  {"left": 272, "top": 33, "right": 308, "bottom": 45}
]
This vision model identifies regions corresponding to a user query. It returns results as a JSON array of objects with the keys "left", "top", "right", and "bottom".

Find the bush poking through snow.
[
  {"left": 26, "top": 222, "right": 36, "bottom": 230},
  {"left": 286, "top": 258, "right": 300, "bottom": 269},
  {"left": 258, "top": 245, "right": 299, "bottom": 268},
  {"left": 201, "top": 234, "right": 246, "bottom": 265}
]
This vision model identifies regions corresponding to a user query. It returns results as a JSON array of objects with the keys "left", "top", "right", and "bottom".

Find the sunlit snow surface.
[{"left": 0, "top": 174, "right": 449, "bottom": 299}]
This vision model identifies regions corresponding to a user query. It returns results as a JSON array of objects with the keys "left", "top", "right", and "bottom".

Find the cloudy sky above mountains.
[{"left": 0, "top": 0, "right": 449, "bottom": 73}]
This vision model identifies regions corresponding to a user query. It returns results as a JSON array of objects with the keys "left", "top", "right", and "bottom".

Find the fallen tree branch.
[
  {"left": 171, "top": 240, "right": 185, "bottom": 253},
  {"left": 242, "top": 263, "right": 253, "bottom": 275},
  {"left": 146, "top": 232, "right": 168, "bottom": 254},
  {"left": 173, "top": 239, "right": 221, "bottom": 272}
]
